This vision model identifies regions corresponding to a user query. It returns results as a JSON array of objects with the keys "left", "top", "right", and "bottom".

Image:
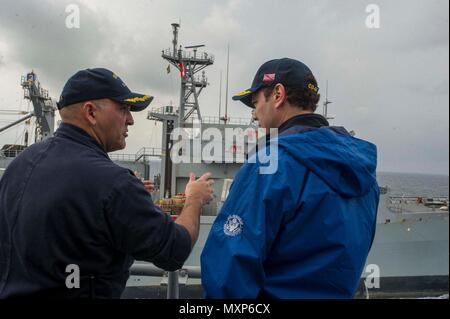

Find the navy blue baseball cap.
[
  {"left": 232, "top": 58, "right": 319, "bottom": 108},
  {"left": 57, "top": 68, "right": 154, "bottom": 111}
]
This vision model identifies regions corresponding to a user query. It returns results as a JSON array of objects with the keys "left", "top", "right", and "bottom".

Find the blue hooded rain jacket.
[{"left": 201, "top": 124, "right": 379, "bottom": 299}]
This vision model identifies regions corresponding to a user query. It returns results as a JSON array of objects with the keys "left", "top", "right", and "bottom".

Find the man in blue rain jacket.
[{"left": 201, "top": 58, "right": 380, "bottom": 299}]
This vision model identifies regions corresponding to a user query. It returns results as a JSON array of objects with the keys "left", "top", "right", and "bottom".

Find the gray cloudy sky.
[{"left": 0, "top": 0, "right": 448, "bottom": 174}]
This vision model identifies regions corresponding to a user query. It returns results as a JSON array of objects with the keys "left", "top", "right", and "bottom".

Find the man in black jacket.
[{"left": 0, "top": 68, "right": 213, "bottom": 298}]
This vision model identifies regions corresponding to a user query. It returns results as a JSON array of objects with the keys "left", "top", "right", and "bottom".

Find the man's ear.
[
  {"left": 81, "top": 101, "right": 98, "bottom": 126},
  {"left": 273, "top": 84, "right": 287, "bottom": 109}
]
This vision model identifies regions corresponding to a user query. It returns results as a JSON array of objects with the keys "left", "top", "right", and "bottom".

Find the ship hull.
[{"left": 125, "top": 214, "right": 449, "bottom": 298}]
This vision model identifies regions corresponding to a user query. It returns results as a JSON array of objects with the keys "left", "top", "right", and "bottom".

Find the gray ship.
[{"left": 0, "top": 23, "right": 448, "bottom": 299}]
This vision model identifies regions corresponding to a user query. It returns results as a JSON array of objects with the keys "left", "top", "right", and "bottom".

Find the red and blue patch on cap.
[{"left": 263, "top": 73, "right": 276, "bottom": 83}]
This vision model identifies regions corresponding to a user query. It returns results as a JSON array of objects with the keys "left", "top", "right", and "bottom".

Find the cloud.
[
  {"left": 0, "top": 0, "right": 118, "bottom": 92},
  {"left": 380, "top": 0, "right": 449, "bottom": 52},
  {"left": 0, "top": 0, "right": 448, "bottom": 175}
]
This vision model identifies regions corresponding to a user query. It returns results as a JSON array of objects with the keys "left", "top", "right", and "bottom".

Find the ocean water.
[{"left": 377, "top": 172, "right": 449, "bottom": 198}]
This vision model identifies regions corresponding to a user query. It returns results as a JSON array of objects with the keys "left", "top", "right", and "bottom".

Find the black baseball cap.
[
  {"left": 232, "top": 58, "right": 319, "bottom": 108},
  {"left": 57, "top": 68, "right": 154, "bottom": 111}
]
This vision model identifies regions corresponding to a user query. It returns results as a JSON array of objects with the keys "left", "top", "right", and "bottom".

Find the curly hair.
[{"left": 263, "top": 74, "right": 320, "bottom": 112}]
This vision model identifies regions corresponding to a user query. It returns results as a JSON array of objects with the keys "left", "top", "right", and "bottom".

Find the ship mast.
[
  {"left": 148, "top": 23, "right": 214, "bottom": 199},
  {"left": 159, "top": 23, "right": 214, "bottom": 126},
  {"left": 0, "top": 71, "right": 55, "bottom": 142}
]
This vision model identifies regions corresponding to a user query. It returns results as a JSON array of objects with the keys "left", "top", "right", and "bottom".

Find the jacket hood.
[{"left": 277, "top": 127, "right": 378, "bottom": 198}]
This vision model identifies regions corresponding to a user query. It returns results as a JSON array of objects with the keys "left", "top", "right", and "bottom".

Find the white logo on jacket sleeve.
[{"left": 223, "top": 215, "right": 243, "bottom": 236}]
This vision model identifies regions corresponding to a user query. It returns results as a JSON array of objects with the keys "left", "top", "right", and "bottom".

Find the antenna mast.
[
  {"left": 218, "top": 70, "right": 222, "bottom": 118},
  {"left": 323, "top": 80, "right": 334, "bottom": 120},
  {"left": 221, "top": 44, "right": 230, "bottom": 123}
]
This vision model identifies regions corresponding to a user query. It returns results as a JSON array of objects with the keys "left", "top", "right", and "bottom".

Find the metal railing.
[
  {"left": 148, "top": 106, "right": 254, "bottom": 126},
  {"left": 0, "top": 149, "right": 25, "bottom": 158},
  {"left": 162, "top": 49, "right": 214, "bottom": 64},
  {"left": 0, "top": 147, "right": 163, "bottom": 162},
  {"left": 386, "top": 195, "right": 449, "bottom": 213},
  {"left": 189, "top": 116, "right": 253, "bottom": 126},
  {"left": 109, "top": 148, "right": 162, "bottom": 162},
  {"left": 148, "top": 106, "right": 179, "bottom": 117},
  {"left": 135, "top": 147, "right": 162, "bottom": 159},
  {"left": 108, "top": 153, "right": 137, "bottom": 161},
  {"left": 129, "top": 264, "right": 201, "bottom": 299}
]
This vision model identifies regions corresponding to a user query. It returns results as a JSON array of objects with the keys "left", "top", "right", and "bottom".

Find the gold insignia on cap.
[
  {"left": 234, "top": 90, "right": 252, "bottom": 97},
  {"left": 112, "top": 73, "right": 119, "bottom": 79},
  {"left": 308, "top": 83, "right": 318, "bottom": 93},
  {"left": 124, "top": 95, "right": 152, "bottom": 103}
]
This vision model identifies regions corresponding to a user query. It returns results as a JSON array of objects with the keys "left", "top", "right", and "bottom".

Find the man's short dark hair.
[{"left": 263, "top": 74, "right": 320, "bottom": 112}]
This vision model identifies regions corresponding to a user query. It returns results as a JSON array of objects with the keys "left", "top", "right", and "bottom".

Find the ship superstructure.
[{"left": 0, "top": 24, "right": 448, "bottom": 299}]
